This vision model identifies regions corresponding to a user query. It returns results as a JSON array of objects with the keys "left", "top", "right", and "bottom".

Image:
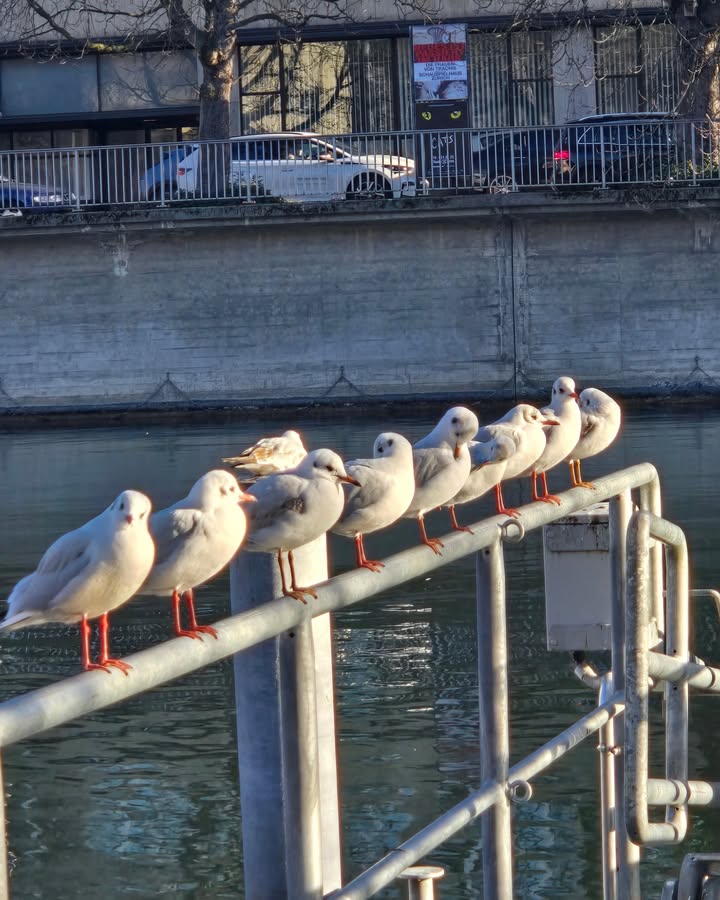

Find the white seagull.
[
  {"left": 141, "top": 470, "right": 256, "bottom": 639},
  {"left": 244, "top": 448, "right": 360, "bottom": 602},
  {"left": 449, "top": 432, "right": 518, "bottom": 525},
  {"left": 403, "top": 406, "right": 479, "bottom": 554},
  {"left": 567, "top": 387, "right": 622, "bottom": 487},
  {"left": 0, "top": 490, "right": 155, "bottom": 674},
  {"left": 332, "top": 432, "right": 415, "bottom": 572},
  {"left": 222, "top": 430, "right": 307, "bottom": 482},
  {"left": 524, "top": 375, "right": 581, "bottom": 504},
  {"left": 476, "top": 404, "right": 559, "bottom": 517}
]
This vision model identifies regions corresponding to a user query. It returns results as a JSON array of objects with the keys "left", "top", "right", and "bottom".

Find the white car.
[{"left": 175, "top": 132, "right": 420, "bottom": 201}]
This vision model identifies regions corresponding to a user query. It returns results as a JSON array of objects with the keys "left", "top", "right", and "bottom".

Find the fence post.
[
  {"left": 476, "top": 538, "right": 513, "bottom": 899},
  {"left": 609, "top": 491, "right": 642, "bottom": 898},
  {"left": 230, "top": 536, "right": 341, "bottom": 899}
]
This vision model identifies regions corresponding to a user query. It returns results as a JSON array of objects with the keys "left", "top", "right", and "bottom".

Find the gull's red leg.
[
  {"left": 354, "top": 533, "right": 384, "bottom": 573},
  {"left": 172, "top": 588, "right": 202, "bottom": 640},
  {"left": 573, "top": 459, "right": 594, "bottom": 489},
  {"left": 97, "top": 613, "right": 132, "bottom": 675},
  {"left": 494, "top": 483, "right": 520, "bottom": 518},
  {"left": 185, "top": 588, "right": 218, "bottom": 639},
  {"left": 418, "top": 515, "right": 443, "bottom": 555},
  {"left": 569, "top": 459, "right": 579, "bottom": 487},
  {"left": 449, "top": 505, "right": 473, "bottom": 534},
  {"left": 538, "top": 471, "right": 561, "bottom": 505},
  {"left": 79, "top": 614, "right": 109, "bottom": 674},
  {"left": 287, "top": 549, "right": 317, "bottom": 602}
]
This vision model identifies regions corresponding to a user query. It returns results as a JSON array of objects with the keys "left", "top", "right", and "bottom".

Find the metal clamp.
[
  {"left": 500, "top": 519, "right": 525, "bottom": 543},
  {"left": 508, "top": 780, "right": 533, "bottom": 803}
]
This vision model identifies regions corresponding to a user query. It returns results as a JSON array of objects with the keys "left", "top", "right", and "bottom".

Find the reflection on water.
[{"left": 1, "top": 402, "right": 720, "bottom": 897}]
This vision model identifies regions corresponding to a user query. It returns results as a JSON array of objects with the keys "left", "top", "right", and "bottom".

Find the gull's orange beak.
[
  {"left": 570, "top": 391, "right": 579, "bottom": 400},
  {"left": 543, "top": 417, "right": 560, "bottom": 426},
  {"left": 238, "top": 490, "right": 257, "bottom": 504},
  {"left": 454, "top": 443, "right": 462, "bottom": 459},
  {"left": 341, "top": 474, "right": 361, "bottom": 486}
]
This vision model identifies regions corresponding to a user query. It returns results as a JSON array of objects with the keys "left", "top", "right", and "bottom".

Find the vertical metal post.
[
  {"left": 639, "top": 477, "right": 664, "bottom": 642},
  {"left": 476, "top": 539, "right": 513, "bottom": 899},
  {"left": 0, "top": 752, "right": 8, "bottom": 900},
  {"left": 598, "top": 674, "right": 617, "bottom": 900},
  {"left": 230, "top": 536, "right": 340, "bottom": 899},
  {"left": 398, "top": 865, "right": 445, "bottom": 899},
  {"left": 664, "top": 529, "right": 689, "bottom": 839},
  {"left": 608, "top": 491, "right": 641, "bottom": 899}
]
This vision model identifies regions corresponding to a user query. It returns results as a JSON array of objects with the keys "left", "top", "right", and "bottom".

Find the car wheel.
[
  {"left": 488, "top": 174, "right": 516, "bottom": 194},
  {"left": 346, "top": 174, "right": 393, "bottom": 200}
]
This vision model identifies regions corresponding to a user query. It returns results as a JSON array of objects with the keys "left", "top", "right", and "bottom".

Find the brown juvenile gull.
[{"left": 222, "top": 430, "right": 307, "bottom": 482}]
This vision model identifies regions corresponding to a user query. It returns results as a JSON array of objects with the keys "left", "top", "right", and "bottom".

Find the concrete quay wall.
[{"left": 1, "top": 195, "right": 718, "bottom": 413}]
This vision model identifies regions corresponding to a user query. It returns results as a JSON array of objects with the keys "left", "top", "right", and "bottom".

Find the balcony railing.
[{"left": 1, "top": 119, "right": 719, "bottom": 214}]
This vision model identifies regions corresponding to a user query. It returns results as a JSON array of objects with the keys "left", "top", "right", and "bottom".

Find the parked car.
[
  {"left": 0, "top": 174, "right": 76, "bottom": 210},
  {"left": 473, "top": 127, "right": 558, "bottom": 192},
  {"left": 549, "top": 113, "right": 679, "bottom": 187},
  {"left": 139, "top": 144, "right": 196, "bottom": 200},
  {"left": 176, "top": 133, "right": 420, "bottom": 201}
]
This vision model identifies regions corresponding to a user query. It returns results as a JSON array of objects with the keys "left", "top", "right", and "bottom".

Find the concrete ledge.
[{"left": 3, "top": 184, "right": 720, "bottom": 237}]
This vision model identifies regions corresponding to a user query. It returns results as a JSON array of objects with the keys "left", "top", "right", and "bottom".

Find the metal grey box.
[{"left": 543, "top": 502, "right": 611, "bottom": 651}]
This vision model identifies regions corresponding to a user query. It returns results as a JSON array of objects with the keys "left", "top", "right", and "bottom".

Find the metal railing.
[
  {"left": 2, "top": 119, "right": 720, "bottom": 214},
  {"left": 0, "top": 462, "right": 717, "bottom": 898}
]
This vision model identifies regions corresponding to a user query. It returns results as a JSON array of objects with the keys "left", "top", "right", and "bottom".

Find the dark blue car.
[{"left": 0, "top": 177, "right": 76, "bottom": 211}]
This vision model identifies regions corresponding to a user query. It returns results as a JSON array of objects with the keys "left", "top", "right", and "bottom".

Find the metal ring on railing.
[
  {"left": 500, "top": 519, "right": 525, "bottom": 543},
  {"left": 508, "top": 780, "right": 533, "bottom": 803}
]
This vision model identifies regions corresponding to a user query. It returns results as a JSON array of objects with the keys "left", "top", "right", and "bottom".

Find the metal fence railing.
[
  {"left": 2, "top": 462, "right": 720, "bottom": 898},
  {"left": 2, "top": 118, "right": 720, "bottom": 214}
]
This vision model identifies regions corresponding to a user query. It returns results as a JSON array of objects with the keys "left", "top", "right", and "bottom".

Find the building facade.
[{"left": 0, "top": 4, "right": 683, "bottom": 154}]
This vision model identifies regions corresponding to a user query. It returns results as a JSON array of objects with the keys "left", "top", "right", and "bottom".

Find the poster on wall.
[{"left": 412, "top": 24, "right": 472, "bottom": 187}]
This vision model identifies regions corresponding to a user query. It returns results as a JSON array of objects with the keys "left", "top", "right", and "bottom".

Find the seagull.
[
  {"left": 523, "top": 375, "right": 581, "bottom": 504},
  {"left": 0, "top": 490, "right": 155, "bottom": 675},
  {"left": 141, "top": 470, "right": 256, "bottom": 639},
  {"left": 476, "top": 404, "right": 559, "bottom": 517},
  {"left": 567, "top": 388, "right": 622, "bottom": 488},
  {"left": 244, "top": 448, "right": 360, "bottom": 602},
  {"left": 403, "top": 406, "right": 479, "bottom": 554},
  {"left": 222, "top": 430, "right": 307, "bottom": 482},
  {"left": 449, "top": 432, "right": 518, "bottom": 525},
  {"left": 331, "top": 432, "right": 415, "bottom": 572}
]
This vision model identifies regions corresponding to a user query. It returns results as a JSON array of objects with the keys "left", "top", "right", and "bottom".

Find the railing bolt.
[{"left": 398, "top": 865, "right": 445, "bottom": 899}]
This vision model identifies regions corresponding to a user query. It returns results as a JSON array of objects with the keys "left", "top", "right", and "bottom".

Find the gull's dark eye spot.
[
  {"left": 326, "top": 465, "right": 333, "bottom": 472},
  {"left": 377, "top": 445, "right": 384, "bottom": 453},
  {"left": 120, "top": 502, "right": 125, "bottom": 511},
  {"left": 313, "top": 461, "right": 318, "bottom": 468},
  {"left": 140, "top": 511, "right": 146, "bottom": 519},
  {"left": 388, "top": 438, "right": 393, "bottom": 446},
  {"left": 451, "top": 417, "right": 458, "bottom": 425}
]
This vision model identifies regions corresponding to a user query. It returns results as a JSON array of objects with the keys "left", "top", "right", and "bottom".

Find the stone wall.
[{"left": 1, "top": 194, "right": 718, "bottom": 412}]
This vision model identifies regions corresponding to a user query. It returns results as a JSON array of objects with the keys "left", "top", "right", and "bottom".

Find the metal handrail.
[
  {"left": 1, "top": 119, "right": 720, "bottom": 213},
  {"left": 0, "top": 462, "right": 665, "bottom": 900},
  {"left": 0, "top": 463, "right": 658, "bottom": 748}
]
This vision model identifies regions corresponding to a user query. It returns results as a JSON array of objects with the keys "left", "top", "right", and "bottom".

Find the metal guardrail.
[
  {"left": 0, "top": 462, "right": 718, "bottom": 898},
  {"left": 2, "top": 119, "right": 720, "bottom": 214}
]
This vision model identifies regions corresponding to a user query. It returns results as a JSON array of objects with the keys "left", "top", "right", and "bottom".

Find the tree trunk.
[
  {"left": 198, "top": 51, "right": 235, "bottom": 141},
  {"left": 198, "top": 0, "right": 239, "bottom": 141}
]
